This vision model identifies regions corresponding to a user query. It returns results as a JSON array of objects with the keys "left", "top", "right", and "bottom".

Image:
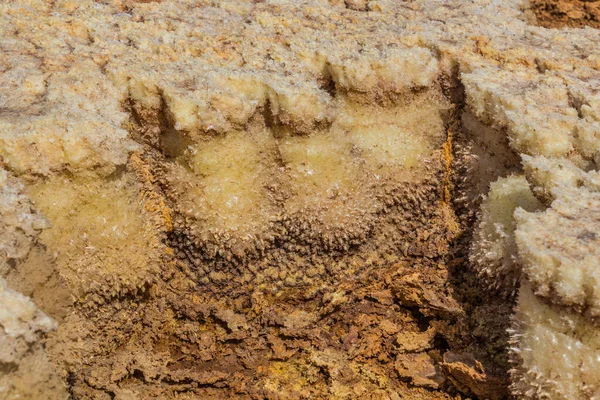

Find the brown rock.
[
  {"left": 395, "top": 352, "right": 445, "bottom": 389},
  {"left": 395, "top": 328, "right": 436, "bottom": 353},
  {"left": 442, "top": 352, "right": 508, "bottom": 400}
]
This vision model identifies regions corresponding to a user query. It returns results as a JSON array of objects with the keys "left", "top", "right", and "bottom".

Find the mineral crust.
[{"left": 0, "top": 0, "right": 599, "bottom": 399}]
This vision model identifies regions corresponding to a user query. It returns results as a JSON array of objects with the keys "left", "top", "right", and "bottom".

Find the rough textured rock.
[
  {"left": 0, "top": 168, "right": 68, "bottom": 400},
  {"left": 470, "top": 175, "right": 542, "bottom": 294},
  {"left": 510, "top": 284, "right": 600, "bottom": 399},
  {"left": 0, "top": 0, "right": 598, "bottom": 399},
  {"left": 531, "top": 0, "right": 600, "bottom": 28},
  {"left": 516, "top": 185, "right": 600, "bottom": 314}
]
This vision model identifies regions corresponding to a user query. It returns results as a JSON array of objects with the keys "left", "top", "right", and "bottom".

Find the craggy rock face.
[
  {"left": 530, "top": 0, "right": 600, "bottom": 28},
  {"left": 0, "top": 1, "right": 599, "bottom": 399}
]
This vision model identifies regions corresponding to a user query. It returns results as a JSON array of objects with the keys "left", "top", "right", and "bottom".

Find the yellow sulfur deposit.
[{"left": 0, "top": 0, "right": 599, "bottom": 399}]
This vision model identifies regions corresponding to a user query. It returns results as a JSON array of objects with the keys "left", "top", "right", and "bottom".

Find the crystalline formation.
[{"left": 0, "top": 0, "right": 599, "bottom": 399}]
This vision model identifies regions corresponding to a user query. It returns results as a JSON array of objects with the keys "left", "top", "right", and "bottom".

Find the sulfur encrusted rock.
[
  {"left": 0, "top": 0, "right": 599, "bottom": 398},
  {"left": 470, "top": 175, "right": 542, "bottom": 295},
  {"left": 516, "top": 185, "right": 600, "bottom": 316},
  {"left": 510, "top": 284, "right": 600, "bottom": 399},
  {"left": 0, "top": 168, "right": 67, "bottom": 400}
]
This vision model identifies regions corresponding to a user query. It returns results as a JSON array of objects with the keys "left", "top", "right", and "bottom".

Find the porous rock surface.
[{"left": 0, "top": 0, "right": 599, "bottom": 399}]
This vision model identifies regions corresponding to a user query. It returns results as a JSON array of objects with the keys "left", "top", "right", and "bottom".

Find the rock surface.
[
  {"left": 0, "top": 0, "right": 598, "bottom": 399},
  {"left": 531, "top": 0, "right": 600, "bottom": 28}
]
